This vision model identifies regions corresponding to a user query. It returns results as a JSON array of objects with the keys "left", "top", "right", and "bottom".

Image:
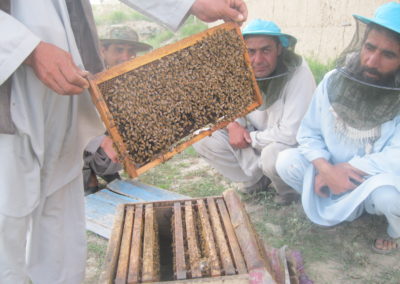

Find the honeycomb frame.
[{"left": 88, "top": 22, "right": 262, "bottom": 178}]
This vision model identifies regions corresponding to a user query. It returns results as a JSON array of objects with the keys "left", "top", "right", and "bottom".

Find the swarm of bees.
[{"left": 98, "top": 29, "right": 256, "bottom": 166}]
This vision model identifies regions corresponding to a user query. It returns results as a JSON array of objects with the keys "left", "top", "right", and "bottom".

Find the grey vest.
[{"left": 0, "top": 0, "right": 104, "bottom": 134}]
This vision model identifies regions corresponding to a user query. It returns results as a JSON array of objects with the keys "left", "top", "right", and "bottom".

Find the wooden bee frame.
[
  {"left": 100, "top": 190, "right": 277, "bottom": 284},
  {"left": 88, "top": 23, "right": 262, "bottom": 178}
]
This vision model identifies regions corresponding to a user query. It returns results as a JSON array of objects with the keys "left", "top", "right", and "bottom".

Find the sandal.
[{"left": 372, "top": 238, "right": 399, "bottom": 254}]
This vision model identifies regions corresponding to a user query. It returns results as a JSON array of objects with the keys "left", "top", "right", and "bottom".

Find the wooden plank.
[
  {"left": 127, "top": 204, "right": 144, "bottom": 284},
  {"left": 115, "top": 206, "right": 135, "bottom": 284},
  {"left": 206, "top": 198, "right": 236, "bottom": 276},
  {"left": 99, "top": 204, "right": 126, "bottom": 284},
  {"left": 197, "top": 199, "right": 221, "bottom": 277},
  {"left": 173, "top": 202, "right": 187, "bottom": 280},
  {"left": 216, "top": 198, "right": 247, "bottom": 274},
  {"left": 108, "top": 179, "right": 188, "bottom": 201},
  {"left": 222, "top": 190, "right": 268, "bottom": 272},
  {"left": 149, "top": 273, "right": 250, "bottom": 284},
  {"left": 142, "top": 204, "right": 159, "bottom": 282},
  {"left": 184, "top": 201, "right": 202, "bottom": 278}
]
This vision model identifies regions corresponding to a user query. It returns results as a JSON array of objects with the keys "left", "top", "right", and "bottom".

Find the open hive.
[
  {"left": 88, "top": 22, "right": 262, "bottom": 178},
  {"left": 100, "top": 190, "right": 279, "bottom": 284}
]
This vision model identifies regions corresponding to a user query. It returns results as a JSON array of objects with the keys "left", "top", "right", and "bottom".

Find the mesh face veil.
[
  {"left": 256, "top": 47, "right": 302, "bottom": 110},
  {"left": 328, "top": 18, "right": 400, "bottom": 148}
]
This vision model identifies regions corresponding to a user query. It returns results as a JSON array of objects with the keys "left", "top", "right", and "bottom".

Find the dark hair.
[{"left": 366, "top": 22, "right": 400, "bottom": 45}]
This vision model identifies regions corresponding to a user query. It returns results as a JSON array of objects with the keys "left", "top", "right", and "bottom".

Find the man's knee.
[
  {"left": 275, "top": 148, "right": 306, "bottom": 182},
  {"left": 192, "top": 137, "right": 209, "bottom": 156},
  {"left": 260, "top": 143, "right": 290, "bottom": 176},
  {"left": 193, "top": 131, "right": 229, "bottom": 158},
  {"left": 369, "top": 186, "right": 400, "bottom": 215}
]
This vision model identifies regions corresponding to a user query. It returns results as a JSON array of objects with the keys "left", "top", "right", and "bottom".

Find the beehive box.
[
  {"left": 100, "top": 190, "right": 279, "bottom": 284},
  {"left": 88, "top": 22, "right": 262, "bottom": 178}
]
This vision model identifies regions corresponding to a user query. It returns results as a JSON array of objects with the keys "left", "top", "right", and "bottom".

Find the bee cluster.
[{"left": 98, "top": 29, "right": 256, "bottom": 166}]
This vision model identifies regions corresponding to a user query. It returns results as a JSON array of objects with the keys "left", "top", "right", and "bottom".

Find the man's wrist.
[
  {"left": 312, "top": 158, "right": 332, "bottom": 174},
  {"left": 226, "top": 121, "right": 241, "bottom": 131}
]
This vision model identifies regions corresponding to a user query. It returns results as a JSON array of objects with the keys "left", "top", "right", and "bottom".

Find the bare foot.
[{"left": 372, "top": 238, "right": 399, "bottom": 254}]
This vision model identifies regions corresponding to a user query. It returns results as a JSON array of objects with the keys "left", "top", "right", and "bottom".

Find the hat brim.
[
  {"left": 353, "top": 14, "right": 399, "bottom": 35},
  {"left": 242, "top": 31, "right": 297, "bottom": 48},
  {"left": 100, "top": 39, "right": 152, "bottom": 52}
]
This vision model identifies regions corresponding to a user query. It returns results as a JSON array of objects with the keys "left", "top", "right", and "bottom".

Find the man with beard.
[
  {"left": 276, "top": 2, "right": 400, "bottom": 254},
  {"left": 194, "top": 19, "right": 316, "bottom": 205}
]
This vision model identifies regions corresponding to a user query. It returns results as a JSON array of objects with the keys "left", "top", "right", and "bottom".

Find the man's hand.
[
  {"left": 100, "top": 136, "right": 119, "bottom": 163},
  {"left": 190, "top": 0, "right": 247, "bottom": 24},
  {"left": 312, "top": 158, "right": 367, "bottom": 197},
  {"left": 24, "top": 41, "right": 90, "bottom": 95},
  {"left": 226, "top": 121, "right": 251, "bottom": 149}
]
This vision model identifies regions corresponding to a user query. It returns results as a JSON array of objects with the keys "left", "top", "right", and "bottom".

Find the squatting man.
[
  {"left": 276, "top": 2, "right": 400, "bottom": 254},
  {"left": 194, "top": 19, "right": 316, "bottom": 205}
]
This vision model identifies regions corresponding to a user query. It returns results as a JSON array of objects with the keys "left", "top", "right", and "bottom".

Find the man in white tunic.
[
  {"left": 194, "top": 19, "right": 316, "bottom": 205},
  {"left": 276, "top": 2, "right": 400, "bottom": 254},
  {"left": 0, "top": 0, "right": 248, "bottom": 282}
]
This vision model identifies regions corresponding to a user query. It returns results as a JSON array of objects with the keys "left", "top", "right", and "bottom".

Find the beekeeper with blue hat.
[
  {"left": 276, "top": 2, "right": 400, "bottom": 255},
  {"left": 194, "top": 18, "right": 316, "bottom": 205}
]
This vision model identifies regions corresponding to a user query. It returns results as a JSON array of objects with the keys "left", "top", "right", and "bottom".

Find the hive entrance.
[{"left": 112, "top": 198, "right": 248, "bottom": 283}]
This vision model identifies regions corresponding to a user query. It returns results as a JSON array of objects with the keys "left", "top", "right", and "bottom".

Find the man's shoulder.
[
  {"left": 285, "top": 57, "right": 317, "bottom": 89},
  {"left": 291, "top": 58, "right": 314, "bottom": 78}
]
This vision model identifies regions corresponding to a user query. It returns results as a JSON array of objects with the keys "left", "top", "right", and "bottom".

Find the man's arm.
[
  {"left": 226, "top": 121, "right": 251, "bottom": 149},
  {"left": 120, "top": 0, "right": 247, "bottom": 31},
  {"left": 24, "top": 42, "right": 90, "bottom": 95},
  {"left": 0, "top": 10, "right": 40, "bottom": 85},
  {"left": 0, "top": 11, "right": 90, "bottom": 96}
]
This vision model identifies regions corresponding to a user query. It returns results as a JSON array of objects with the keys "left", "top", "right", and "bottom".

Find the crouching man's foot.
[
  {"left": 372, "top": 238, "right": 399, "bottom": 254},
  {"left": 239, "top": 176, "right": 271, "bottom": 195},
  {"left": 274, "top": 192, "right": 300, "bottom": 206}
]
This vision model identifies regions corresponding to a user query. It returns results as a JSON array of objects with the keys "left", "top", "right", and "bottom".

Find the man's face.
[
  {"left": 359, "top": 28, "right": 400, "bottom": 84},
  {"left": 101, "top": 43, "right": 138, "bottom": 67},
  {"left": 245, "top": 35, "right": 282, "bottom": 78}
]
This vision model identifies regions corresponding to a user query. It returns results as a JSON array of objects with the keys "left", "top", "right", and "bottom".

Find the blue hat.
[
  {"left": 353, "top": 2, "right": 400, "bottom": 35},
  {"left": 242, "top": 19, "right": 297, "bottom": 48}
]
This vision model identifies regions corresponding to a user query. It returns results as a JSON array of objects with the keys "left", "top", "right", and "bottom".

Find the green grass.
[
  {"left": 138, "top": 146, "right": 227, "bottom": 197},
  {"left": 306, "top": 56, "right": 336, "bottom": 84},
  {"left": 86, "top": 232, "right": 107, "bottom": 259}
]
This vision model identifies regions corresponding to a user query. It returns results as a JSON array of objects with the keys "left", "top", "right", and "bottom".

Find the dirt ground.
[{"left": 83, "top": 153, "right": 400, "bottom": 284}]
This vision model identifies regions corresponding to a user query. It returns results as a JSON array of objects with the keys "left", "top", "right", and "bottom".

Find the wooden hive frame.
[
  {"left": 99, "top": 190, "right": 278, "bottom": 284},
  {"left": 88, "top": 22, "right": 262, "bottom": 178}
]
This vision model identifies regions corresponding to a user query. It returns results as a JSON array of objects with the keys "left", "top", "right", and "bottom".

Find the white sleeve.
[
  {"left": 120, "top": 0, "right": 196, "bottom": 31},
  {"left": 0, "top": 10, "right": 40, "bottom": 85},
  {"left": 297, "top": 73, "right": 333, "bottom": 162}
]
